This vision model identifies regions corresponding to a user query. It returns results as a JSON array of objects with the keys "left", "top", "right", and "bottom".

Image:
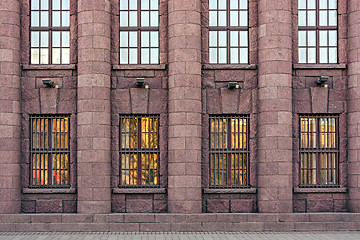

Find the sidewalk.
[{"left": 1, "top": 232, "right": 360, "bottom": 240}]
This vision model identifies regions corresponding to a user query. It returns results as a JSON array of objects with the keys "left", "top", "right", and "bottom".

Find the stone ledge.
[
  {"left": 112, "top": 64, "right": 167, "bottom": 70},
  {"left": 203, "top": 188, "right": 257, "bottom": 194},
  {"left": 22, "top": 64, "right": 77, "bottom": 70},
  {"left": 293, "top": 64, "right": 347, "bottom": 69},
  {"left": 22, "top": 188, "right": 76, "bottom": 194},
  {"left": 112, "top": 188, "right": 166, "bottom": 194},
  {"left": 202, "top": 64, "right": 257, "bottom": 70},
  {"left": 293, "top": 187, "right": 347, "bottom": 193}
]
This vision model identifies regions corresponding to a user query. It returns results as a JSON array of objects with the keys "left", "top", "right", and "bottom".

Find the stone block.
[
  {"left": 206, "top": 199, "right": 229, "bottom": 213},
  {"left": 36, "top": 199, "right": 63, "bottom": 213},
  {"left": 126, "top": 200, "right": 153, "bottom": 213},
  {"left": 230, "top": 199, "right": 254, "bottom": 213}
]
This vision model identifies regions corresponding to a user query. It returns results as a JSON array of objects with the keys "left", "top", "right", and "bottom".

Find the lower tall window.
[
  {"left": 30, "top": 115, "right": 70, "bottom": 187},
  {"left": 209, "top": 115, "right": 249, "bottom": 187},
  {"left": 119, "top": 115, "right": 159, "bottom": 186},
  {"left": 300, "top": 116, "right": 338, "bottom": 186}
]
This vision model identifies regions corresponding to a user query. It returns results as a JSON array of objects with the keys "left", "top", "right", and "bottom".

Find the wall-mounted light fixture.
[
  {"left": 316, "top": 76, "right": 329, "bottom": 88},
  {"left": 42, "top": 79, "right": 55, "bottom": 88},
  {"left": 227, "top": 82, "right": 241, "bottom": 89},
  {"left": 136, "top": 78, "right": 150, "bottom": 89}
]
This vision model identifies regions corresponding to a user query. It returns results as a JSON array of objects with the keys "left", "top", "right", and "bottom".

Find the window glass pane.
[
  {"left": 209, "top": 31, "right": 218, "bottom": 47},
  {"left": 32, "top": 0, "right": 39, "bottom": 10},
  {"left": 298, "top": 11, "right": 306, "bottom": 26},
  {"left": 129, "top": 11, "right": 137, "bottom": 26},
  {"left": 151, "top": 48, "right": 159, "bottom": 64},
  {"left": 53, "top": 11, "right": 61, "bottom": 27},
  {"left": 62, "top": 11, "right": 70, "bottom": 27},
  {"left": 240, "top": 48, "right": 248, "bottom": 63},
  {"left": 240, "top": 0, "right": 247, "bottom": 9},
  {"left": 319, "top": 11, "right": 328, "bottom": 26},
  {"left": 63, "top": 0, "right": 70, "bottom": 10},
  {"left": 209, "top": 0, "right": 217, "bottom": 10},
  {"left": 308, "top": 11, "right": 316, "bottom": 26},
  {"left": 129, "top": 0, "right": 137, "bottom": 10},
  {"left": 308, "top": 0, "right": 316, "bottom": 9},
  {"left": 52, "top": 48, "right": 61, "bottom": 64},
  {"left": 240, "top": 31, "right": 248, "bottom": 47},
  {"left": 239, "top": 11, "right": 247, "bottom": 26},
  {"left": 120, "top": 12, "right": 129, "bottom": 27},
  {"left": 218, "top": 11, "right": 226, "bottom": 26},
  {"left": 308, "top": 48, "right": 316, "bottom": 63},
  {"left": 41, "top": 11, "right": 49, "bottom": 27},
  {"left": 31, "top": 49, "right": 40, "bottom": 64},
  {"left": 120, "top": 0, "right": 128, "bottom": 10},
  {"left": 31, "top": 11, "right": 39, "bottom": 27},
  {"left": 319, "top": 0, "right": 327, "bottom": 9},
  {"left": 319, "top": 48, "right": 328, "bottom": 63},
  {"left": 41, "top": 0, "right": 48, "bottom": 10},
  {"left": 62, "top": 31, "right": 70, "bottom": 47},
  {"left": 219, "top": 48, "right": 227, "bottom": 64},
  {"left": 52, "top": 31, "right": 60, "bottom": 47},
  {"left": 298, "top": 48, "right": 306, "bottom": 63},
  {"left": 319, "top": 31, "right": 328, "bottom": 46},
  {"left": 150, "top": 31, "right": 159, "bottom": 47},
  {"left": 141, "top": 48, "right": 150, "bottom": 64},
  {"left": 62, "top": 48, "right": 70, "bottom": 64},
  {"left": 329, "top": 10, "right": 337, "bottom": 26},
  {"left": 219, "top": 31, "right": 227, "bottom": 47},
  {"left": 230, "top": 48, "right": 239, "bottom": 64},
  {"left": 52, "top": 0, "right": 60, "bottom": 10},
  {"left": 219, "top": 0, "right": 227, "bottom": 9},
  {"left": 230, "top": 31, "right": 238, "bottom": 47},
  {"left": 230, "top": 0, "right": 238, "bottom": 9},
  {"left": 209, "top": 48, "right": 217, "bottom": 63},
  {"left": 298, "top": 0, "right": 306, "bottom": 9},
  {"left": 329, "top": 47, "right": 337, "bottom": 63},
  {"left": 31, "top": 32, "right": 40, "bottom": 47},
  {"left": 150, "top": 11, "right": 158, "bottom": 27},
  {"left": 308, "top": 31, "right": 316, "bottom": 46},
  {"left": 209, "top": 11, "right": 217, "bottom": 26},
  {"left": 40, "top": 48, "right": 49, "bottom": 64},
  {"left": 129, "top": 32, "right": 137, "bottom": 47},
  {"left": 141, "top": 0, "right": 150, "bottom": 10},
  {"left": 150, "top": 0, "right": 158, "bottom": 10},
  {"left": 329, "top": 30, "right": 337, "bottom": 46},
  {"left": 129, "top": 49, "right": 137, "bottom": 64},
  {"left": 230, "top": 11, "right": 239, "bottom": 27},
  {"left": 141, "top": 11, "right": 150, "bottom": 27},
  {"left": 141, "top": 31, "right": 150, "bottom": 47},
  {"left": 120, "top": 32, "right": 129, "bottom": 47},
  {"left": 120, "top": 49, "right": 129, "bottom": 64},
  {"left": 298, "top": 31, "right": 306, "bottom": 47},
  {"left": 41, "top": 31, "right": 48, "bottom": 47},
  {"left": 329, "top": 0, "right": 337, "bottom": 9}
]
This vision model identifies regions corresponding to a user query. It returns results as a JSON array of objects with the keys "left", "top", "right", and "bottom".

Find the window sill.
[
  {"left": 113, "top": 187, "right": 166, "bottom": 194},
  {"left": 293, "top": 187, "right": 347, "bottom": 193},
  {"left": 22, "top": 64, "right": 76, "bottom": 70},
  {"left": 203, "top": 187, "right": 257, "bottom": 194},
  {"left": 112, "top": 64, "right": 167, "bottom": 70},
  {"left": 202, "top": 64, "right": 257, "bottom": 70},
  {"left": 22, "top": 187, "right": 76, "bottom": 194},
  {"left": 293, "top": 64, "right": 347, "bottom": 70}
]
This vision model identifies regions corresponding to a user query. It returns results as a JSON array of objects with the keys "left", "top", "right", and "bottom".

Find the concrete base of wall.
[{"left": 0, "top": 213, "right": 360, "bottom": 232}]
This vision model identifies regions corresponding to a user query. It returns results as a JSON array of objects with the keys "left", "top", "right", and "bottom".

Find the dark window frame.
[
  {"left": 30, "top": 0, "right": 70, "bottom": 64},
  {"left": 298, "top": 0, "right": 338, "bottom": 64},
  {"left": 299, "top": 115, "right": 339, "bottom": 187},
  {"left": 208, "top": 0, "right": 249, "bottom": 64},
  {"left": 29, "top": 115, "right": 71, "bottom": 188},
  {"left": 119, "top": 115, "right": 160, "bottom": 187},
  {"left": 209, "top": 115, "right": 250, "bottom": 188}
]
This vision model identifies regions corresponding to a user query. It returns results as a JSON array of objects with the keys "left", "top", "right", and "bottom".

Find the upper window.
[
  {"left": 209, "top": 0, "right": 249, "bottom": 64},
  {"left": 119, "top": 0, "right": 159, "bottom": 64},
  {"left": 209, "top": 115, "right": 249, "bottom": 187},
  {"left": 30, "top": 115, "right": 70, "bottom": 188},
  {"left": 298, "top": 0, "right": 337, "bottom": 64},
  {"left": 300, "top": 116, "right": 338, "bottom": 186},
  {"left": 30, "top": 0, "right": 70, "bottom": 64},
  {"left": 119, "top": 115, "right": 159, "bottom": 186}
]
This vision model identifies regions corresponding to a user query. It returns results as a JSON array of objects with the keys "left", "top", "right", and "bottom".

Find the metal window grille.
[
  {"left": 209, "top": 0, "right": 249, "bottom": 64},
  {"left": 119, "top": 0, "right": 159, "bottom": 64},
  {"left": 299, "top": 115, "right": 339, "bottom": 186},
  {"left": 298, "top": 0, "right": 338, "bottom": 63},
  {"left": 30, "top": 0, "right": 70, "bottom": 64},
  {"left": 119, "top": 115, "right": 159, "bottom": 187},
  {"left": 209, "top": 115, "right": 249, "bottom": 187},
  {"left": 30, "top": 115, "right": 70, "bottom": 188}
]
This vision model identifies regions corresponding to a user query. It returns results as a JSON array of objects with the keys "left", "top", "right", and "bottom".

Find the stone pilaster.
[
  {"left": 348, "top": 0, "right": 360, "bottom": 213},
  {"left": 257, "top": 0, "right": 293, "bottom": 213},
  {"left": 167, "top": 0, "right": 202, "bottom": 213},
  {"left": 0, "top": 0, "right": 21, "bottom": 214},
  {"left": 77, "top": 0, "right": 111, "bottom": 213}
]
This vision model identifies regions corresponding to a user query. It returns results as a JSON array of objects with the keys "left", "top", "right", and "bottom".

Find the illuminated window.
[
  {"left": 30, "top": 115, "right": 70, "bottom": 187},
  {"left": 209, "top": 0, "right": 249, "bottom": 64},
  {"left": 119, "top": 0, "right": 159, "bottom": 64},
  {"left": 30, "top": 0, "right": 70, "bottom": 64},
  {"left": 300, "top": 116, "right": 338, "bottom": 186},
  {"left": 119, "top": 115, "right": 159, "bottom": 186},
  {"left": 209, "top": 115, "right": 249, "bottom": 187},
  {"left": 298, "top": 0, "right": 337, "bottom": 63}
]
